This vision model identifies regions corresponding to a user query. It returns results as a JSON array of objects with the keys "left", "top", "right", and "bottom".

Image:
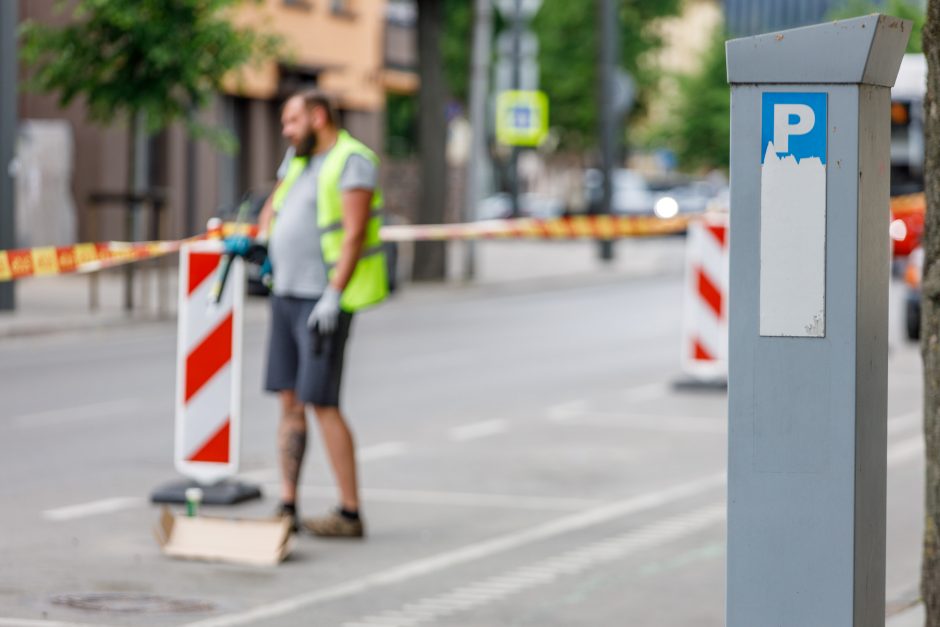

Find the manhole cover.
[{"left": 51, "top": 592, "right": 215, "bottom": 614}]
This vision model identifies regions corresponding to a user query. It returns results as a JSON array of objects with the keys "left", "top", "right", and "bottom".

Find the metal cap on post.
[{"left": 726, "top": 15, "right": 909, "bottom": 626}]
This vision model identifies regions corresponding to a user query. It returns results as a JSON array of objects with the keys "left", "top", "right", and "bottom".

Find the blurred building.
[
  {"left": 17, "top": 0, "right": 418, "bottom": 244},
  {"left": 723, "top": 0, "right": 923, "bottom": 37}
]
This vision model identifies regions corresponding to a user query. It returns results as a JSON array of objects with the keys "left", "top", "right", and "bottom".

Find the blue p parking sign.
[
  {"left": 759, "top": 92, "right": 828, "bottom": 338},
  {"left": 761, "top": 92, "right": 827, "bottom": 164}
]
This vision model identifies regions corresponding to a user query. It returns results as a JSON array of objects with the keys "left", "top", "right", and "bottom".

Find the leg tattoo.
[{"left": 279, "top": 409, "right": 307, "bottom": 498}]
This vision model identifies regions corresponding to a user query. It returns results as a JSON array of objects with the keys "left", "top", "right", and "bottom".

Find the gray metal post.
[
  {"left": 597, "top": 0, "right": 617, "bottom": 262},
  {"left": 726, "top": 15, "right": 909, "bottom": 626},
  {"left": 0, "top": 0, "right": 17, "bottom": 311},
  {"left": 463, "top": 0, "right": 494, "bottom": 281},
  {"left": 508, "top": 0, "right": 521, "bottom": 218}
]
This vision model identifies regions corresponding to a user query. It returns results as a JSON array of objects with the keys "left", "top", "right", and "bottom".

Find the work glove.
[
  {"left": 223, "top": 234, "right": 253, "bottom": 258},
  {"left": 259, "top": 257, "right": 273, "bottom": 289},
  {"left": 307, "top": 286, "right": 342, "bottom": 335}
]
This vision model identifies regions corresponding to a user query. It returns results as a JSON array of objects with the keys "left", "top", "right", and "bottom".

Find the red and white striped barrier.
[
  {"left": 680, "top": 214, "right": 729, "bottom": 382},
  {"left": 174, "top": 241, "right": 245, "bottom": 484}
]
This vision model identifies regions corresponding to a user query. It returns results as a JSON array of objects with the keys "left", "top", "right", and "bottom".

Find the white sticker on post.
[{"left": 760, "top": 92, "right": 827, "bottom": 337}]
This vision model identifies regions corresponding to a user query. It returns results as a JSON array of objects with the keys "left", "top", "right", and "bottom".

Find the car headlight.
[{"left": 654, "top": 196, "right": 679, "bottom": 219}]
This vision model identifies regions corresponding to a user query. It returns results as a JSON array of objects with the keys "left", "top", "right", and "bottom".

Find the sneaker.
[
  {"left": 303, "top": 509, "right": 365, "bottom": 538},
  {"left": 274, "top": 504, "right": 300, "bottom": 534}
]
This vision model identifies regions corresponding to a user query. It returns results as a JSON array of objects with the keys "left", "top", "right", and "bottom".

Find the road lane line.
[
  {"left": 620, "top": 381, "right": 671, "bottom": 403},
  {"left": 182, "top": 472, "right": 726, "bottom": 627},
  {"left": 448, "top": 419, "right": 508, "bottom": 442},
  {"left": 888, "top": 410, "right": 922, "bottom": 436},
  {"left": 554, "top": 412, "right": 727, "bottom": 434},
  {"left": 888, "top": 437, "right": 924, "bottom": 465},
  {"left": 187, "top": 433, "right": 927, "bottom": 626},
  {"left": 546, "top": 399, "right": 588, "bottom": 422},
  {"left": 346, "top": 432, "right": 926, "bottom": 627},
  {"left": 358, "top": 442, "right": 408, "bottom": 461},
  {"left": 345, "top": 505, "right": 726, "bottom": 627},
  {"left": 0, "top": 619, "right": 100, "bottom": 627},
  {"left": 8, "top": 399, "right": 143, "bottom": 429},
  {"left": 292, "top": 486, "right": 601, "bottom": 511},
  {"left": 43, "top": 497, "right": 146, "bottom": 522}
]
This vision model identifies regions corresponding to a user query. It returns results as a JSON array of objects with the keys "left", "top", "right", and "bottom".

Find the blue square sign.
[{"left": 761, "top": 92, "right": 827, "bottom": 164}]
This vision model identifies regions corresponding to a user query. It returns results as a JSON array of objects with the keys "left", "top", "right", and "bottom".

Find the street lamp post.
[{"left": 0, "top": 0, "right": 17, "bottom": 311}]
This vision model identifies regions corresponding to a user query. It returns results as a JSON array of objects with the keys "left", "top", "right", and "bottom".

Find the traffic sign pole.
[
  {"left": 509, "top": 0, "right": 522, "bottom": 218},
  {"left": 0, "top": 1, "right": 17, "bottom": 311},
  {"left": 726, "top": 16, "right": 909, "bottom": 625}
]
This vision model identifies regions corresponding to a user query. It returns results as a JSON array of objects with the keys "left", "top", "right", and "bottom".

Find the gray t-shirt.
[
  {"left": 276, "top": 146, "right": 295, "bottom": 180},
  {"left": 269, "top": 150, "right": 377, "bottom": 298}
]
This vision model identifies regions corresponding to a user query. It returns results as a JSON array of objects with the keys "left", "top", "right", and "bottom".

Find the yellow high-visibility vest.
[{"left": 272, "top": 131, "right": 387, "bottom": 312}]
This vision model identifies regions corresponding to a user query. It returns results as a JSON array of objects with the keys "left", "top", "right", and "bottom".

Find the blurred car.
[
  {"left": 890, "top": 193, "right": 925, "bottom": 258},
  {"left": 903, "top": 246, "right": 923, "bottom": 342},
  {"left": 583, "top": 168, "right": 725, "bottom": 219},
  {"left": 476, "top": 192, "right": 566, "bottom": 221},
  {"left": 216, "top": 188, "right": 400, "bottom": 296}
]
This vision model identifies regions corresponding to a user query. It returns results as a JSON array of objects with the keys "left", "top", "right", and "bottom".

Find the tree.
[
  {"left": 829, "top": 0, "right": 925, "bottom": 52},
  {"left": 20, "top": 0, "right": 279, "bottom": 212},
  {"left": 413, "top": 0, "right": 448, "bottom": 281},
  {"left": 657, "top": 23, "right": 730, "bottom": 172},
  {"left": 923, "top": 1, "right": 940, "bottom": 623},
  {"left": 533, "top": 0, "right": 681, "bottom": 150}
]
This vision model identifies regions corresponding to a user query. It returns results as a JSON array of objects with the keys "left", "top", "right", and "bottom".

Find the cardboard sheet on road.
[{"left": 155, "top": 507, "right": 293, "bottom": 566}]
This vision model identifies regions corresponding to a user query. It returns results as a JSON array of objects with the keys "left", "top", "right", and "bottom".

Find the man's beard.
[{"left": 297, "top": 132, "right": 316, "bottom": 156}]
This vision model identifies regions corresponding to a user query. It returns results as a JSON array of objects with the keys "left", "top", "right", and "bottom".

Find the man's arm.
[
  {"left": 329, "top": 188, "right": 373, "bottom": 291},
  {"left": 256, "top": 179, "right": 282, "bottom": 241}
]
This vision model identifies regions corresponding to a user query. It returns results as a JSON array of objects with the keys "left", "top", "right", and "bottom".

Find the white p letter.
[{"left": 773, "top": 104, "right": 815, "bottom": 153}]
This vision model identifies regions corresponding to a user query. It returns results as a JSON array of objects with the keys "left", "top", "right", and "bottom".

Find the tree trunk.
[
  {"left": 123, "top": 111, "right": 138, "bottom": 312},
  {"left": 413, "top": 0, "right": 448, "bottom": 281},
  {"left": 924, "top": 2, "right": 940, "bottom": 623}
]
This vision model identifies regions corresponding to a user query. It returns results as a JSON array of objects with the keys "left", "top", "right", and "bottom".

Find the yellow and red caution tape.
[
  {"left": 0, "top": 214, "right": 690, "bottom": 282},
  {"left": 379, "top": 214, "right": 691, "bottom": 242}
]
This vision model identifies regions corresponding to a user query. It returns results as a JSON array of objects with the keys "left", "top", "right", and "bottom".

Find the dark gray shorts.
[{"left": 264, "top": 295, "right": 353, "bottom": 407}]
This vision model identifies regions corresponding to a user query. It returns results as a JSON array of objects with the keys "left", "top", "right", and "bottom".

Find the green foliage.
[
  {"left": 441, "top": 0, "right": 473, "bottom": 104},
  {"left": 827, "top": 0, "right": 924, "bottom": 52},
  {"left": 532, "top": 0, "right": 682, "bottom": 150},
  {"left": 428, "top": 0, "right": 682, "bottom": 151},
  {"left": 659, "top": 25, "right": 730, "bottom": 172},
  {"left": 20, "top": 0, "right": 281, "bottom": 148},
  {"left": 386, "top": 92, "right": 419, "bottom": 157}
]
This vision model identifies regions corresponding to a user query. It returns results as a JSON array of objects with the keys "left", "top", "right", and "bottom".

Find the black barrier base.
[
  {"left": 672, "top": 377, "right": 728, "bottom": 392},
  {"left": 150, "top": 479, "right": 263, "bottom": 506}
]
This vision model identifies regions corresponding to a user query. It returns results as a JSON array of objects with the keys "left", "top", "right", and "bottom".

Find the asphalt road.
[{"left": 0, "top": 245, "right": 927, "bottom": 626}]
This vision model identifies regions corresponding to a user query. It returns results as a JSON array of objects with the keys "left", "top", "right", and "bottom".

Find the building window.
[
  {"left": 331, "top": 0, "right": 356, "bottom": 18},
  {"left": 283, "top": 0, "right": 313, "bottom": 10}
]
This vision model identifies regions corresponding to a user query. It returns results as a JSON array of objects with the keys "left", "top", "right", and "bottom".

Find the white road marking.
[
  {"left": 342, "top": 433, "right": 925, "bottom": 627},
  {"left": 294, "top": 486, "right": 600, "bottom": 511},
  {"left": 345, "top": 504, "right": 725, "bottom": 627},
  {"left": 0, "top": 619, "right": 100, "bottom": 627},
  {"left": 182, "top": 472, "right": 727, "bottom": 627},
  {"left": 888, "top": 436, "right": 924, "bottom": 466},
  {"left": 448, "top": 419, "right": 509, "bottom": 442},
  {"left": 888, "top": 410, "right": 922, "bottom": 436},
  {"left": 546, "top": 399, "right": 588, "bottom": 422},
  {"left": 8, "top": 399, "right": 143, "bottom": 429},
  {"left": 620, "top": 381, "right": 671, "bottom": 403},
  {"left": 186, "top": 434, "right": 927, "bottom": 626},
  {"left": 555, "top": 412, "right": 726, "bottom": 434},
  {"left": 43, "top": 496, "right": 147, "bottom": 522},
  {"left": 358, "top": 442, "right": 408, "bottom": 461},
  {"left": 237, "top": 467, "right": 279, "bottom": 483}
]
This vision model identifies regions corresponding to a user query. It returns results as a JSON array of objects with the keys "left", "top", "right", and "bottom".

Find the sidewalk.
[
  {"left": 0, "top": 264, "right": 178, "bottom": 338},
  {"left": 888, "top": 602, "right": 923, "bottom": 626},
  {"left": 0, "top": 237, "right": 687, "bottom": 338}
]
